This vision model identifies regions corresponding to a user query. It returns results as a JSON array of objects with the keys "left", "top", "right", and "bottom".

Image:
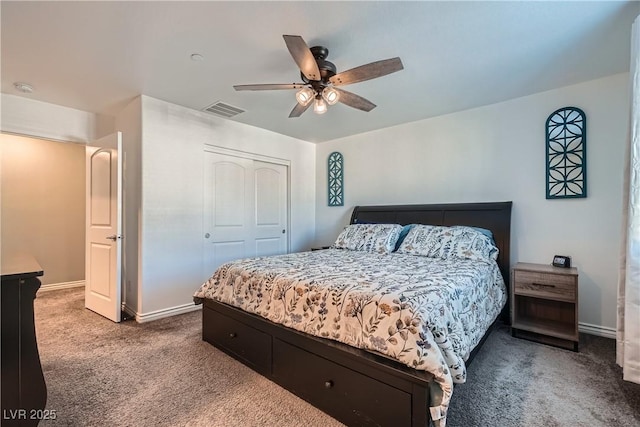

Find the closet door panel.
[{"left": 204, "top": 152, "right": 288, "bottom": 277}]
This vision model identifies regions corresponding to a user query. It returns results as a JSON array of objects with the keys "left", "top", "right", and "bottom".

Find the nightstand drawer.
[{"left": 514, "top": 270, "right": 576, "bottom": 302}]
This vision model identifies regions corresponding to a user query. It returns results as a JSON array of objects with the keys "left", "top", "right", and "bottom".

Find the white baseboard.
[
  {"left": 579, "top": 322, "right": 616, "bottom": 339},
  {"left": 135, "top": 302, "right": 202, "bottom": 323},
  {"left": 39, "top": 280, "right": 85, "bottom": 292}
]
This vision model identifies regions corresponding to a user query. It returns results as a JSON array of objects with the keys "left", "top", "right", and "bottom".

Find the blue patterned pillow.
[
  {"left": 397, "top": 225, "right": 498, "bottom": 261},
  {"left": 332, "top": 223, "right": 403, "bottom": 254},
  {"left": 395, "top": 224, "right": 415, "bottom": 251}
]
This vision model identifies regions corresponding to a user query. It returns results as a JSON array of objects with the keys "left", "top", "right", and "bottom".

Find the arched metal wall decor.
[
  {"left": 545, "top": 107, "right": 587, "bottom": 199},
  {"left": 328, "top": 152, "right": 344, "bottom": 206}
]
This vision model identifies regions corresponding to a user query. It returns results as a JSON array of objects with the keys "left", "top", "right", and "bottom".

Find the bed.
[{"left": 194, "top": 202, "right": 512, "bottom": 427}]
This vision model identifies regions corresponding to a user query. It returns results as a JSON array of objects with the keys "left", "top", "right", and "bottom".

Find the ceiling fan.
[{"left": 233, "top": 35, "right": 404, "bottom": 118}]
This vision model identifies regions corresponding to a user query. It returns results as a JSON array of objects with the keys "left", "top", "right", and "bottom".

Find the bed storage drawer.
[
  {"left": 202, "top": 304, "right": 272, "bottom": 375},
  {"left": 273, "top": 338, "right": 412, "bottom": 427}
]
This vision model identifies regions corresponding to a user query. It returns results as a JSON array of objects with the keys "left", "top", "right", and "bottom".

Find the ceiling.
[{"left": 1, "top": 1, "right": 637, "bottom": 143}]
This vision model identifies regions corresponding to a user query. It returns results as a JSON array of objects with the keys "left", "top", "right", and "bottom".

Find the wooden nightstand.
[{"left": 511, "top": 262, "right": 579, "bottom": 351}]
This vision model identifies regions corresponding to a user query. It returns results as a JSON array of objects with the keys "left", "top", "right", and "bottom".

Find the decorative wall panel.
[
  {"left": 546, "top": 107, "right": 587, "bottom": 199},
  {"left": 328, "top": 152, "right": 344, "bottom": 206}
]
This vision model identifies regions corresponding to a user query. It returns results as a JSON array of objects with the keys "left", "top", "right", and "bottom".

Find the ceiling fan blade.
[
  {"left": 234, "top": 83, "right": 306, "bottom": 91},
  {"left": 283, "top": 35, "right": 321, "bottom": 81},
  {"left": 329, "top": 57, "right": 403, "bottom": 86},
  {"left": 288, "top": 101, "right": 312, "bottom": 118},
  {"left": 333, "top": 88, "right": 376, "bottom": 112}
]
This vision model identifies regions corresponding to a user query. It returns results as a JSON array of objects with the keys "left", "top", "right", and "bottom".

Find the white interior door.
[
  {"left": 85, "top": 132, "right": 122, "bottom": 322},
  {"left": 203, "top": 151, "right": 288, "bottom": 277}
]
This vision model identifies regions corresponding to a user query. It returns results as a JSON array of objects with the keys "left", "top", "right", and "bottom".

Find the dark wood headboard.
[{"left": 350, "top": 201, "right": 513, "bottom": 321}]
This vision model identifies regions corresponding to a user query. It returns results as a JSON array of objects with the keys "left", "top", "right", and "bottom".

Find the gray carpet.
[{"left": 34, "top": 288, "right": 640, "bottom": 426}]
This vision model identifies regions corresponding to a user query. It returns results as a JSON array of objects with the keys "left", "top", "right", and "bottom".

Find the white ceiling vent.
[{"left": 202, "top": 101, "right": 245, "bottom": 118}]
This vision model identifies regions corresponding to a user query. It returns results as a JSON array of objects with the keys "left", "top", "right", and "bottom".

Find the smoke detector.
[{"left": 14, "top": 82, "right": 34, "bottom": 93}]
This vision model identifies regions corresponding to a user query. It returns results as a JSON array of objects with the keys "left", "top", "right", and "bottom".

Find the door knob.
[
  {"left": 282, "top": 229, "right": 286, "bottom": 234},
  {"left": 106, "top": 235, "right": 121, "bottom": 241},
  {"left": 205, "top": 233, "right": 211, "bottom": 239}
]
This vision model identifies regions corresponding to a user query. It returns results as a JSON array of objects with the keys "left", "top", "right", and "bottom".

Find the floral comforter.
[{"left": 194, "top": 249, "right": 506, "bottom": 424}]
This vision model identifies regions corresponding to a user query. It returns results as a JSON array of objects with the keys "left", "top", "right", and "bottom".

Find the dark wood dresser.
[{"left": 1, "top": 255, "right": 47, "bottom": 425}]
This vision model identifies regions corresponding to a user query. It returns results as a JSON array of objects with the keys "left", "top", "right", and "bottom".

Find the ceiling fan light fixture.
[
  {"left": 322, "top": 87, "right": 340, "bottom": 105},
  {"left": 235, "top": 34, "right": 403, "bottom": 118},
  {"left": 295, "top": 87, "right": 314, "bottom": 106},
  {"left": 314, "top": 96, "right": 328, "bottom": 115}
]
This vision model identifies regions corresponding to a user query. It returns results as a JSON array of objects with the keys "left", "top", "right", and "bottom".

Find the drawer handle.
[
  {"left": 532, "top": 282, "right": 556, "bottom": 288},
  {"left": 324, "top": 380, "right": 333, "bottom": 389},
  {"left": 229, "top": 332, "right": 237, "bottom": 338}
]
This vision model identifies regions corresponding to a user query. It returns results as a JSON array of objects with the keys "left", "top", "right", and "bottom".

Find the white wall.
[
  {"left": 315, "top": 73, "right": 629, "bottom": 334},
  {"left": 114, "top": 97, "right": 142, "bottom": 315},
  {"left": 138, "top": 96, "right": 316, "bottom": 317},
  {"left": 0, "top": 93, "right": 114, "bottom": 142}
]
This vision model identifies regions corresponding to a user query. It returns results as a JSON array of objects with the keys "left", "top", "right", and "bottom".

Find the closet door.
[
  {"left": 254, "top": 161, "right": 288, "bottom": 257},
  {"left": 203, "top": 152, "right": 288, "bottom": 278}
]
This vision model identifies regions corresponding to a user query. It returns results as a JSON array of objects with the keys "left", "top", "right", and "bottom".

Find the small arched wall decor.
[
  {"left": 545, "top": 107, "right": 587, "bottom": 199},
  {"left": 328, "top": 152, "right": 344, "bottom": 206}
]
